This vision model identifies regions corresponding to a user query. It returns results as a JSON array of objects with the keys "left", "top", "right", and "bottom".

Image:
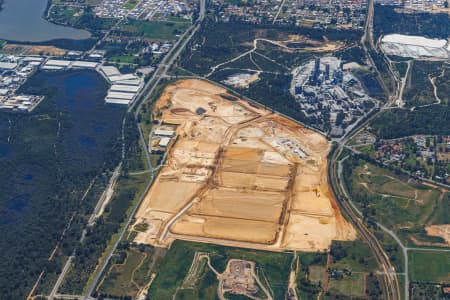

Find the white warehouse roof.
[
  {"left": 106, "top": 91, "right": 136, "bottom": 100},
  {"left": 382, "top": 34, "right": 447, "bottom": 48},
  {"left": 45, "top": 60, "right": 72, "bottom": 67},
  {"left": 110, "top": 85, "right": 140, "bottom": 93},
  {"left": 105, "top": 98, "right": 130, "bottom": 105},
  {"left": 72, "top": 61, "right": 98, "bottom": 68},
  {"left": 0, "top": 62, "right": 17, "bottom": 70},
  {"left": 22, "top": 56, "right": 44, "bottom": 62},
  {"left": 42, "top": 65, "right": 63, "bottom": 70},
  {"left": 100, "top": 66, "right": 121, "bottom": 77},
  {"left": 115, "top": 79, "right": 142, "bottom": 86},
  {"left": 154, "top": 129, "right": 175, "bottom": 137},
  {"left": 159, "top": 137, "right": 171, "bottom": 147},
  {"left": 109, "top": 74, "right": 139, "bottom": 82}
]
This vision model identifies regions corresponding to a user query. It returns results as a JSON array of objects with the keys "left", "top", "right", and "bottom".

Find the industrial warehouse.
[
  {"left": 0, "top": 54, "right": 143, "bottom": 111},
  {"left": 99, "top": 65, "right": 143, "bottom": 105}
]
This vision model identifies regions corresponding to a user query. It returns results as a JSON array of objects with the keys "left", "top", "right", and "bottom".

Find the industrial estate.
[{"left": 0, "top": 55, "right": 143, "bottom": 111}]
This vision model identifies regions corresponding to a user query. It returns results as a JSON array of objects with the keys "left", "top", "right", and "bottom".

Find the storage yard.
[{"left": 133, "top": 79, "right": 356, "bottom": 252}]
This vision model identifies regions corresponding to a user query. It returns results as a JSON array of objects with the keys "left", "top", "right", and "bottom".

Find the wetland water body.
[
  {"left": 0, "top": 0, "right": 91, "bottom": 42},
  {"left": 0, "top": 70, "right": 125, "bottom": 298}
]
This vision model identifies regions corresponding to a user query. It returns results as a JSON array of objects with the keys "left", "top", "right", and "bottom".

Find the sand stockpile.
[{"left": 133, "top": 79, "right": 355, "bottom": 252}]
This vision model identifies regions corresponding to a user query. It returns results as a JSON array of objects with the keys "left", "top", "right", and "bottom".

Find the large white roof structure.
[
  {"left": 382, "top": 34, "right": 446, "bottom": 48},
  {"left": 100, "top": 65, "right": 121, "bottom": 77},
  {"left": 45, "top": 60, "right": 72, "bottom": 67},
  {"left": 72, "top": 61, "right": 98, "bottom": 68},
  {"left": 105, "top": 98, "right": 131, "bottom": 105},
  {"left": 0, "top": 62, "right": 18, "bottom": 70},
  {"left": 381, "top": 34, "right": 449, "bottom": 59},
  {"left": 106, "top": 91, "right": 136, "bottom": 100},
  {"left": 110, "top": 85, "right": 140, "bottom": 93}
]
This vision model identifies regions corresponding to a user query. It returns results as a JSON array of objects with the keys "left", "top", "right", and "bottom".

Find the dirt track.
[{"left": 133, "top": 79, "right": 355, "bottom": 251}]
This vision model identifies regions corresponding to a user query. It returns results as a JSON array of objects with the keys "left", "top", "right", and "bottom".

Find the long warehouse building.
[
  {"left": 110, "top": 84, "right": 141, "bottom": 93},
  {"left": 115, "top": 79, "right": 142, "bottom": 86},
  {"left": 106, "top": 91, "right": 136, "bottom": 100},
  {"left": 105, "top": 98, "right": 131, "bottom": 105}
]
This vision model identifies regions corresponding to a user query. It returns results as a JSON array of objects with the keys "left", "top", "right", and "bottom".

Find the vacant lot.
[
  {"left": 134, "top": 79, "right": 355, "bottom": 252},
  {"left": 328, "top": 273, "right": 366, "bottom": 297}
]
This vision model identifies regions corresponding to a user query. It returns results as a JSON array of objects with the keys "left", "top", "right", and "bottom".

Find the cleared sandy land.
[
  {"left": 425, "top": 225, "right": 450, "bottom": 245},
  {"left": 133, "top": 79, "right": 355, "bottom": 251}
]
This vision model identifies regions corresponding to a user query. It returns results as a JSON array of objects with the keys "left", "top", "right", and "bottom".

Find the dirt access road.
[{"left": 133, "top": 79, "right": 355, "bottom": 252}]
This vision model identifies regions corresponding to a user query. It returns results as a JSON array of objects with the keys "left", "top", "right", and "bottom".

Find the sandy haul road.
[{"left": 133, "top": 79, "right": 355, "bottom": 252}]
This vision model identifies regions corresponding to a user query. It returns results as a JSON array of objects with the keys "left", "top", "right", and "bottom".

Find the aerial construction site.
[{"left": 133, "top": 79, "right": 356, "bottom": 252}]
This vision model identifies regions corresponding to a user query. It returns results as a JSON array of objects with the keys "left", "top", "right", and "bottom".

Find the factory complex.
[
  {"left": 0, "top": 55, "right": 143, "bottom": 111},
  {"left": 0, "top": 55, "right": 45, "bottom": 112},
  {"left": 290, "top": 56, "right": 376, "bottom": 137}
]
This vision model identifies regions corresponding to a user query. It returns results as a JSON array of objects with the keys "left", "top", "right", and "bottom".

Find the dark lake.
[
  {"left": 0, "top": 143, "right": 11, "bottom": 158},
  {"left": 0, "top": 0, "right": 91, "bottom": 42}
]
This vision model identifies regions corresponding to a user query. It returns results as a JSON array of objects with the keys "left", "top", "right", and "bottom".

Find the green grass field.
[
  {"left": 120, "top": 20, "right": 190, "bottom": 40},
  {"left": 108, "top": 55, "right": 138, "bottom": 64},
  {"left": 308, "top": 265, "right": 326, "bottom": 284},
  {"left": 330, "top": 240, "right": 378, "bottom": 273},
  {"left": 354, "top": 144, "right": 376, "bottom": 156},
  {"left": 409, "top": 250, "right": 450, "bottom": 283}
]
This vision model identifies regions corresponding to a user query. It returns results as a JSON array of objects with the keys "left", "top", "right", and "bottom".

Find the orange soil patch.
[
  {"left": 133, "top": 79, "right": 355, "bottom": 251},
  {"left": 191, "top": 188, "right": 284, "bottom": 222},
  {"left": 27, "top": 45, "right": 67, "bottom": 56},
  {"left": 425, "top": 225, "right": 450, "bottom": 245},
  {"left": 171, "top": 216, "right": 279, "bottom": 244},
  {"left": 2, "top": 44, "right": 67, "bottom": 56}
]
